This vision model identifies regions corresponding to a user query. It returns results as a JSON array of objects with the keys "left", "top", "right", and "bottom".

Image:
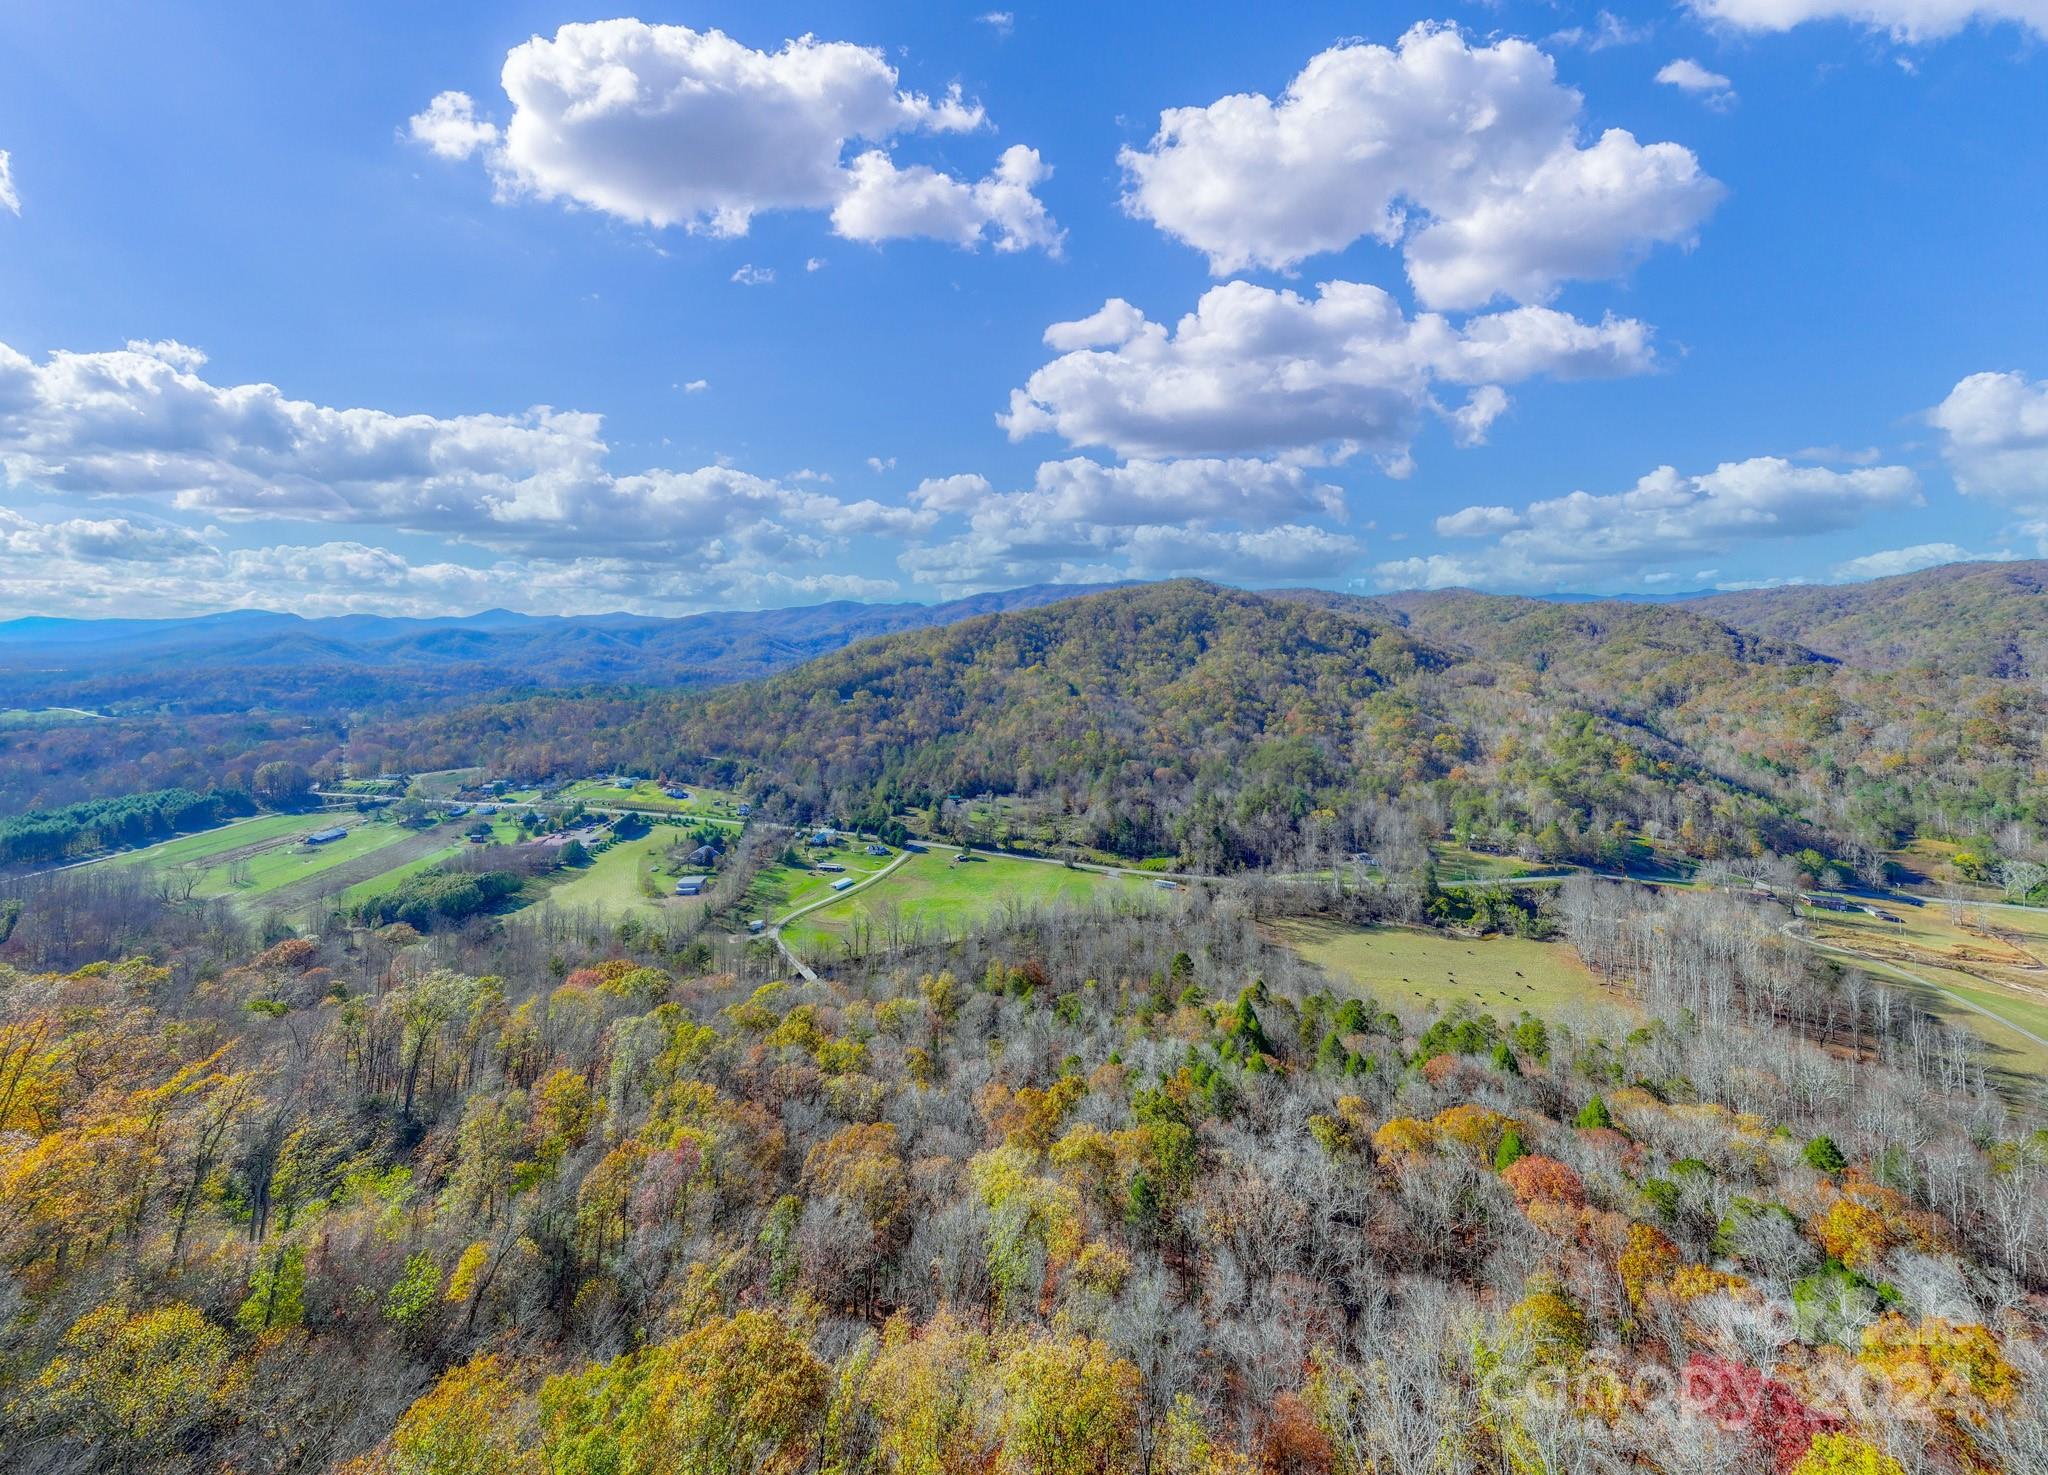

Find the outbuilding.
[
  {"left": 674, "top": 876, "right": 707, "bottom": 896},
  {"left": 306, "top": 826, "right": 348, "bottom": 845}
]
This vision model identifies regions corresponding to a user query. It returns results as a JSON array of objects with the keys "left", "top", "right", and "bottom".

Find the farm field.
[
  {"left": 1266, "top": 918, "right": 1614, "bottom": 1020},
  {"left": 334, "top": 819, "right": 526, "bottom": 912},
  {"left": 407, "top": 768, "right": 487, "bottom": 798},
  {"left": 783, "top": 850, "right": 1161, "bottom": 957},
  {"left": 191, "top": 822, "right": 415, "bottom": 902},
  {"left": 108, "top": 811, "right": 418, "bottom": 903},
  {"left": 0, "top": 706, "right": 103, "bottom": 729},
  {"left": 1431, "top": 845, "right": 1553, "bottom": 883}
]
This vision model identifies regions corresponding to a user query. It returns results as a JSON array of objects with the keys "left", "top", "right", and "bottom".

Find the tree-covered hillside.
[
  {"left": 1685, "top": 561, "right": 2048, "bottom": 678},
  {"left": 362, "top": 580, "right": 2048, "bottom": 878},
  {"left": 3, "top": 868, "right": 2043, "bottom": 1474}
]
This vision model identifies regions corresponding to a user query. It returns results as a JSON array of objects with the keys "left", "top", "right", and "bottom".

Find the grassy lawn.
[
  {"left": 783, "top": 851, "right": 1160, "bottom": 955},
  {"left": 0, "top": 706, "right": 104, "bottom": 729},
  {"left": 1432, "top": 845, "right": 1551, "bottom": 883},
  {"left": 1266, "top": 918, "right": 1613, "bottom": 1019},
  {"left": 528, "top": 824, "right": 713, "bottom": 918},
  {"left": 741, "top": 843, "right": 904, "bottom": 925},
  {"left": 560, "top": 778, "right": 745, "bottom": 819},
  {"left": 407, "top": 768, "right": 487, "bottom": 798},
  {"left": 107, "top": 812, "right": 417, "bottom": 903}
]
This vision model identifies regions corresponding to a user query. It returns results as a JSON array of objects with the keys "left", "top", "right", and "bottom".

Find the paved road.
[{"left": 764, "top": 850, "right": 917, "bottom": 982}]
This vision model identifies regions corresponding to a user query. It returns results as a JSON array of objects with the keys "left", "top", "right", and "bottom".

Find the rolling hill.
[{"left": 1682, "top": 559, "right": 2048, "bottom": 676}]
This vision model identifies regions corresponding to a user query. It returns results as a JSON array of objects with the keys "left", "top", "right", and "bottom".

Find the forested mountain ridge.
[
  {"left": 0, "top": 584, "right": 1115, "bottom": 815},
  {"left": 1683, "top": 560, "right": 2048, "bottom": 677},
  {"left": 14, "top": 564, "right": 2048, "bottom": 879},
  {"left": 364, "top": 578, "right": 2025, "bottom": 873},
  {"left": 6, "top": 571, "right": 2048, "bottom": 1475},
  {"left": 0, "top": 583, "right": 1118, "bottom": 711}
]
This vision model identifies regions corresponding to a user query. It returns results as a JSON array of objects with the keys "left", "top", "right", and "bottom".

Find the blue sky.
[{"left": 0, "top": 0, "right": 2045, "bottom": 616}]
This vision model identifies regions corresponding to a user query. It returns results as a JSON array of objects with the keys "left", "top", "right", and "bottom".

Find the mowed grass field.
[
  {"left": 0, "top": 707, "right": 103, "bottom": 729},
  {"left": 1796, "top": 900, "right": 2048, "bottom": 1078},
  {"left": 560, "top": 779, "right": 745, "bottom": 820},
  {"left": 529, "top": 824, "right": 712, "bottom": 919},
  {"left": 1432, "top": 846, "right": 1553, "bottom": 883},
  {"left": 741, "top": 843, "right": 904, "bottom": 927},
  {"left": 105, "top": 811, "right": 334, "bottom": 870},
  {"left": 191, "top": 821, "right": 413, "bottom": 901},
  {"left": 783, "top": 850, "right": 1162, "bottom": 956},
  {"left": 1266, "top": 918, "right": 1614, "bottom": 1019}
]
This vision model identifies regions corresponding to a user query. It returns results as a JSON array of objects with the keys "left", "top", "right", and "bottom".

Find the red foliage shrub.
[{"left": 1681, "top": 1355, "right": 1840, "bottom": 1471}]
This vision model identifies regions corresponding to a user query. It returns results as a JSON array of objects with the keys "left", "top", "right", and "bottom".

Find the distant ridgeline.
[{"left": 0, "top": 787, "right": 255, "bottom": 868}]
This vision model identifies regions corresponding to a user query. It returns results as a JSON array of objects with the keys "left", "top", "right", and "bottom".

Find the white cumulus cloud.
[
  {"left": 0, "top": 505, "right": 904, "bottom": 619},
  {"left": 408, "top": 19, "right": 1057, "bottom": 253},
  {"left": 832, "top": 145, "right": 1062, "bottom": 254},
  {"left": 1656, "top": 58, "right": 1737, "bottom": 106},
  {"left": 1830, "top": 542, "right": 2014, "bottom": 580},
  {"left": 1000, "top": 280, "right": 1655, "bottom": 464},
  {"left": 0, "top": 337, "right": 932, "bottom": 576},
  {"left": 1930, "top": 370, "right": 2048, "bottom": 502},
  {"left": 406, "top": 91, "right": 501, "bottom": 161},
  {"left": 1118, "top": 22, "right": 1723, "bottom": 308},
  {"left": 0, "top": 150, "right": 17, "bottom": 216},
  {"left": 1373, "top": 456, "right": 1922, "bottom": 589},
  {"left": 899, "top": 457, "right": 1362, "bottom": 594}
]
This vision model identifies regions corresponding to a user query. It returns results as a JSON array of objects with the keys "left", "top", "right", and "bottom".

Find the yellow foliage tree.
[
  {"left": 1431, "top": 1104, "right": 1516, "bottom": 1156},
  {"left": 997, "top": 1330, "right": 1143, "bottom": 1475},
  {"left": 29, "top": 1302, "right": 245, "bottom": 1464},
  {"left": 860, "top": 1310, "right": 996, "bottom": 1475},
  {"left": 1858, "top": 1314, "right": 2017, "bottom": 1420},
  {"left": 1786, "top": 1433, "right": 1906, "bottom": 1475},
  {"left": 390, "top": 1353, "right": 539, "bottom": 1475},
  {"left": 1618, "top": 1222, "right": 1681, "bottom": 1310},
  {"left": 627, "top": 1310, "right": 829, "bottom": 1475},
  {"left": 1370, "top": 1117, "right": 1439, "bottom": 1168}
]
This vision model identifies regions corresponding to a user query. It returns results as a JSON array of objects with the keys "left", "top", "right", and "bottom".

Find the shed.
[
  {"left": 306, "top": 826, "right": 348, "bottom": 845},
  {"left": 830, "top": 877, "right": 856, "bottom": 892},
  {"left": 674, "top": 876, "right": 707, "bottom": 896}
]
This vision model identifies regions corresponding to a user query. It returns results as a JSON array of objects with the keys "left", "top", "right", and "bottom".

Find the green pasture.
[
  {"left": 783, "top": 850, "right": 1160, "bottom": 955},
  {"left": 1267, "top": 918, "right": 1611, "bottom": 1019},
  {"left": 560, "top": 778, "right": 745, "bottom": 819}
]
